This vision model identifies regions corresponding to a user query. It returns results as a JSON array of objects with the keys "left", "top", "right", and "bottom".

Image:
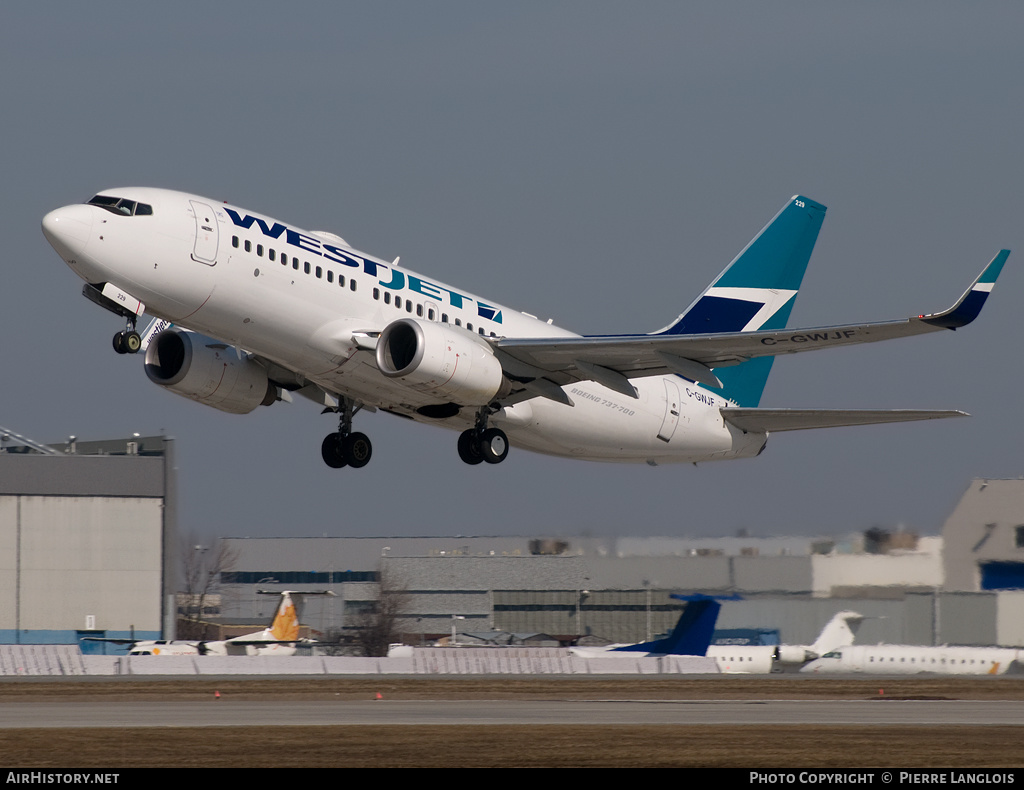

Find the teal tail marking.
[{"left": 657, "top": 196, "right": 827, "bottom": 406}]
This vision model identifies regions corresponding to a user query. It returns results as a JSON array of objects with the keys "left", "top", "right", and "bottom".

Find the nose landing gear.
[{"left": 113, "top": 317, "right": 142, "bottom": 355}]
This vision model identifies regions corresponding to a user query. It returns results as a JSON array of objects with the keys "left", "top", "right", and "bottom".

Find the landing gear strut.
[
  {"left": 457, "top": 409, "right": 509, "bottom": 465},
  {"left": 113, "top": 316, "right": 141, "bottom": 355},
  {"left": 321, "top": 398, "right": 372, "bottom": 469}
]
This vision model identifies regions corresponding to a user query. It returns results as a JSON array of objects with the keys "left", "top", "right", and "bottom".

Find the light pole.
[{"left": 451, "top": 614, "right": 464, "bottom": 646}]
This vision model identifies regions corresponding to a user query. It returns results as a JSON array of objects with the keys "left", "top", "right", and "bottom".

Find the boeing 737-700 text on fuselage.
[{"left": 41, "top": 189, "right": 1007, "bottom": 469}]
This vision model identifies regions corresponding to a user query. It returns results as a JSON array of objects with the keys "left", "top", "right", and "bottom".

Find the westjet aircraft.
[{"left": 41, "top": 190, "right": 1007, "bottom": 469}]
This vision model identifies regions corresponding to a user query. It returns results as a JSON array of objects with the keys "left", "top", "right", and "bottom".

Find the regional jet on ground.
[
  {"left": 84, "top": 590, "right": 333, "bottom": 656},
  {"left": 801, "top": 643, "right": 1024, "bottom": 676},
  {"left": 41, "top": 190, "right": 1007, "bottom": 468},
  {"left": 571, "top": 600, "right": 863, "bottom": 674}
]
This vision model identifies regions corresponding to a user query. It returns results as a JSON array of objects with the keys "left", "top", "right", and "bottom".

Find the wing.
[{"left": 493, "top": 250, "right": 1008, "bottom": 403}]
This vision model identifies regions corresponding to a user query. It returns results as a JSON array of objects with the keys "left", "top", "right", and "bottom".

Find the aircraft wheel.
[
  {"left": 321, "top": 433, "right": 347, "bottom": 468},
  {"left": 479, "top": 427, "right": 509, "bottom": 464},
  {"left": 124, "top": 331, "right": 142, "bottom": 354},
  {"left": 457, "top": 429, "right": 484, "bottom": 465},
  {"left": 112, "top": 332, "right": 128, "bottom": 354},
  {"left": 342, "top": 432, "right": 372, "bottom": 468}
]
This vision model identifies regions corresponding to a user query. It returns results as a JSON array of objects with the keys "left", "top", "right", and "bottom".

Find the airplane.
[
  {"left": 83, "top": 590, "right": 334, "bottom": 656},
  {"left": 571, "top": 599, "right": 863, "bottom": 673},
  {"left": 801, "top": 643, "right": 1024, "bottom": 676},
  {"left": 571, "top": 593, "right": 736, "bottom": 659},
  {"left": 709, "top": 610, "right": 863, "bottom": 674},
  {"left": 41, "top": 189, "right": 1008, "bottom": 469}
]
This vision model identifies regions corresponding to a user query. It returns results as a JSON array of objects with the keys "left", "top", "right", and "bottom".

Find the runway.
[{"left": 3, "top": 698, "right": 1023, "bottom": 728}]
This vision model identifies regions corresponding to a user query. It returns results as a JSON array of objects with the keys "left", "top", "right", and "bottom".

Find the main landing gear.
[
  {"left": 321, "top": 398, "right": 372, "bottom": 469},
  {"left": 112, "top": 317, "right": 141, "bottom": 355},
  {"left": 457, "top": 409, "right": 509, "bottom": 465}
]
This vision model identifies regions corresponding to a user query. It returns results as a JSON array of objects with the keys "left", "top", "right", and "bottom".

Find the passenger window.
[
  {"left": 373, "top": 288, "right": 380, "bottom": 300},
  {"left": 395, "top": 297, "right": 402, "bottom": 309},
  {"left": 316, "top": 266, "right": 322, "bottom": 279},
  {"left": 350, "top": 280, "right": 356, "bottom": 292},
  {"left": 327, "top": 271, "right": 334, "bottom": 283},
  {"left": 244, "top": 240, "right": 252, "bottom": 253},
  {"left": 269, "top": 249, "right": 276, "bottom": 262},
  {"left": 281, "top": 254, "right": 288, "bottom": 266},
  {"left": 417, "top": 305, "right": 423, "bottom": 317},
  {"left": 455, "top": 319, "right": 461, "bottom": 327},
  {"left": 257, "top": 245, "right": 263, "bottom": 257},
  {"left": 406, "top": 301, "right": 413, "bottom": 313},
  {"left": 384, "top": 292, "right": 391, "bottom": 304},
  {"left": 428, "top": 308, "right": 435, "bottom": 320},
  {"left": 304, "top": 262, "right": 310, "bottom": 274},
  {"left": 339, "top": 275, "right": 346, "bottom": 287},
  {"left": 232, "top": 236, "right": 239, "bottom": 248}
]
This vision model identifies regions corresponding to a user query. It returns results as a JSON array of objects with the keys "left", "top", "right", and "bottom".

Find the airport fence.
[{"left": 0, "top": 646, "right": 718, "bottom": 676}]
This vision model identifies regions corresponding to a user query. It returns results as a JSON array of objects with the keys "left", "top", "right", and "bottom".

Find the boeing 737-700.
[{"left": 41, "top": 190, "right": 1007, "bottom": 469}]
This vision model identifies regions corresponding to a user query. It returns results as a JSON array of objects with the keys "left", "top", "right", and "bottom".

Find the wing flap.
[{"left": 721, "top": 408, "right": 968, "bottom": 433}]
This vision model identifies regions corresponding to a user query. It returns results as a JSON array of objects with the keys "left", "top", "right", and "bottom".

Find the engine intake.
[
  {"left": 376, "top": 318, "right": 506, "bottom": 405},
  {"left": 145, "top": 328, "right": 276, "bottom": 414}
]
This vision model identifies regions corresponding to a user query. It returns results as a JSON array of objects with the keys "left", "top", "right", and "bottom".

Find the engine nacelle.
[
  {"left": 144, "top": 328, "right": 276, "bottom": 415},
  {"left": 774, "top": 645, "right": 815, "bottom": 665},
  {"left": 375, "top": 318, "right": 506, "bottom": 405}
]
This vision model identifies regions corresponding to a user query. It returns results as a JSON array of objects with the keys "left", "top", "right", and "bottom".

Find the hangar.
[{"left": 0, "top": 432, "right": 175, "bottom": 646}]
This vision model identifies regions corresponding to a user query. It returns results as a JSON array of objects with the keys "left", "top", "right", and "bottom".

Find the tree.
[
  {"left": 178, "top": 534, "right": 238, "bottom": 640},
  {"left": 348, "top": 562, "right": 410, "bottom": 657}
]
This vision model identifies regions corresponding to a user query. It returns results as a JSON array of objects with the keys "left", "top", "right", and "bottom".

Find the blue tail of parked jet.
[
  {"left": 653, "top": 196, "right": 827, "bottom": 406},
  {"left": 612, "top": 593, "right": 742, "bottom": 656}
]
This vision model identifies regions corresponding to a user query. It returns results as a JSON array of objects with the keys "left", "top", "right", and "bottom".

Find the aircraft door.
[
  {"left": 657, "top": 379, "right": 681, "bottom": 443},
  {"left": 190, "top": 200, "right": 219, "bottom": 265}
]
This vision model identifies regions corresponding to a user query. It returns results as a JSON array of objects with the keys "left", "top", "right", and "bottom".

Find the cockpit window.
[{"left": 88, "top": 195, "right": 153, "bottom": 216}]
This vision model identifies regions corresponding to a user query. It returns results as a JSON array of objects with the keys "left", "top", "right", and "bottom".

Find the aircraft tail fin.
[
  {"left": 249, "top": 590, "right": 336, "bottom": 643},
  {"left": 810, "top": 611, "right": 864, "bottom": 656},
  {"left": 654, "top": 196, "right": 827, "bottom": 406},
  {"left": 613, "top": 593, "right": 739, "bottom": 656}
]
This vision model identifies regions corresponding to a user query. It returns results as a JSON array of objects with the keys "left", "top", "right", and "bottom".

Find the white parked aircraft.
[
  {"left": 41, "top": 189, "right": 1007, "bottom": 468},
  {"left": 83, "top": 590, "right": 333, "bottom": 656},
  {"left": 572, "top": 608, "right": 864, "bottom": 674},
  {"left": 801, "top": 643, "right": 1024, "bottom": 676},
  {"left": 710, "top": 610, "right": 864, "bottom": 674}
]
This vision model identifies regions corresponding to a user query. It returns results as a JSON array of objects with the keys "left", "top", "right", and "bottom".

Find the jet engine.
[
  {"left": 774, "top": 645, "right": 817, "bottom": 665},
  {"left": 375, "top": 318, "right": 507, "bottom": 405},
  {"left": 144, "top": 328, "right": 276, "bottom": 414}
]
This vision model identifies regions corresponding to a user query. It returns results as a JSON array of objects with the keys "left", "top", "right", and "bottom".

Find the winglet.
[{"left": 920, "top": 250, "right": 1009, "bottom": 329}]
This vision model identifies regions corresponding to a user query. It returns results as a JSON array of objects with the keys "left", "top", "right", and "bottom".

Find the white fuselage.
[
  {"left": 127, "top": 635, "right": 298, "bottom": 657},
  {"left": 569, "top": 643, "right": 777, "bottom": 673},
  {"left": 43, "top": 188, "right": 766, "bottom": 464},
  {"left": 802, "top": 644, "right": 1023, "bottom": 676}
]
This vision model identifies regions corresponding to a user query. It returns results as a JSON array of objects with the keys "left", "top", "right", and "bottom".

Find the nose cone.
[{"left": 42, "top": 204, "right": 94, "bottom": 259}]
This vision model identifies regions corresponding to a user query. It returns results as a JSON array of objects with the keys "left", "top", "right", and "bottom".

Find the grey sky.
[{"left": 4, "top": 2, "right": 1022, "bottom": 540}]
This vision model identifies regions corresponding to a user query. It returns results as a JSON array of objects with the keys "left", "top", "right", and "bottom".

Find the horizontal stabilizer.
[{"left": 721, "top": 408, "right": 968, "bottom": 433}]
